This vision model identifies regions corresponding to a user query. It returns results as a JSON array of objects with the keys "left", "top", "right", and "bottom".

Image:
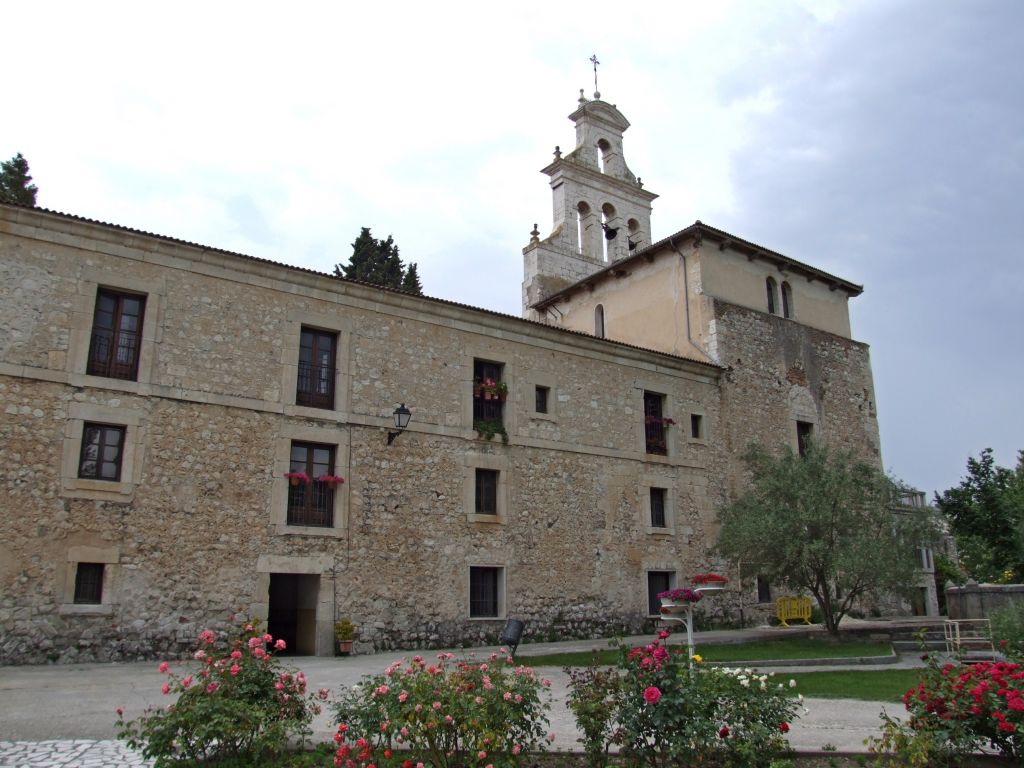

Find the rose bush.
[
  {"left": 117, "top": 619, "right": 323, "bottom": 766},
  {"left": 565, "top": 632, "right": 801, "bottom": 768},
  {"left": 870, "top": 653, "right": 1024, "bottom": 765},
  {"left": 330, "top": 648, "right": 551, "bottom": 767}
]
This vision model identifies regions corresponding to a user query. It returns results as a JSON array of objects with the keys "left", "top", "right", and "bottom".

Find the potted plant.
[
  {"left": 691, "top": 573, "right": 728, "bottom": 585},
  {"left": 645, "top": 416, "right": 676, "bottom": 427},
  {"left": 657, "top": 587, "right": 704, "bottom": 607},
  {"left": 334, "top": 619, "right": 355, "bottom": 655},
  {"left": 317, "top": 474, "right": 345, "bottom": 488},
  {"left": 284, "top": 471, "right": 311, "bottom": 487},
  {"left": 477, "top": 377, "right": 508, "bottom": 402}
]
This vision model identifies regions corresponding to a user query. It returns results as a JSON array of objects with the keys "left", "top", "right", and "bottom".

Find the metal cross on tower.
[{"left": 590, "top": 54, "right": 600, "bottom": 98}]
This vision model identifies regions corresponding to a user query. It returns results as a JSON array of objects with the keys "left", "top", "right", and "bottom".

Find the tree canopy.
[
  {"left": 334, "top": 227, "right": 422, "bottom": 295},
  {"left": 0, "top": 152, "right": 38, "bottom": 206},
  {"left": 716, "top": 443, "right": 936, "bottom": 633},
  {"left": 935, "top": 448, "right": 1024, "bottom": 583}
]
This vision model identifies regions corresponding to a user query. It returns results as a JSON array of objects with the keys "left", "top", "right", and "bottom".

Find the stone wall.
[
  {"left": 946, "top": 582, "right": 1024, "bottom": 620},
  {"left": 0, "top": 206, "right": 730, "bottom": 664}
]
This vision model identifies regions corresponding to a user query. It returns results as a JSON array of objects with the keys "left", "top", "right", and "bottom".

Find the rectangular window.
[
  {"left": 78, "top": 423, "right": 126, "bottom": 481},
  {"left": 647, "top": 570, "right": 675, "bottom": 616},
  {"left": 296, "top": 328, "right": 337, "bottom": 409},
  {"left": 649, "top": 488, "right": 667, "bottom": 528},
  {"left": 475, "top": 468, "right": 499, "bottom": 515},
  {"left": 535, "top": 385, "right": 549, "bottom": 414},
  {"left": 469, "top": 566, "right": 503, "bottom": 618},
  {"left": 796, "top": 421, "right": 814, "bottom": 457},
  {"left": 756, "top": 576, "right": 772, "bottom": 604},
  {"left": 690, "top": 413, "right": 703, "bottom": 440},
  {"left": 473, "top": 359, "right": 504, "bottom": 427},
  {"left": 644, "top": 391, "right": 667, "bottom": 455},
  {"left": 287, "top": 442, "right": 335, "bottom": 527},
  {"left": 86, "top": 289, "right": 146, "bottom": 381},
  {"left": 73, "top": 563, "right": 104, "bottom": 604}
]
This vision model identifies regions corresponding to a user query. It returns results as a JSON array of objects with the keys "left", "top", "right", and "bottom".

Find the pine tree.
[
  {"left": 401, "top": 263, "right": 423, "bottom": 295},
  {"left": 0, "top": 152, "right": 38, "bottom": 206},
  {"left": 334, "top": 228, "right": 423, "bottom": 294}
]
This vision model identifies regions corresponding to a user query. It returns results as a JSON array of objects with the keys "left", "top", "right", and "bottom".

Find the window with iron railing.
[
  {"left": 296, "top": 328, "right": 337, "bottom": 409},
  {"left": 473, "top": 359, "right": 504, "bottom": 426},
  {"left": 469, "top": 566, "right": 503, "bottom": 618},
  {"left": 87, "top": 289, "right": 145, "bottom": 381},
  {"left": 286, "top": 442, "right": 335, "bottom": 527},
  {"left": 644, "top": 391, "right": 667, "bottom": 455},
  {"left": 74, "top": 563, "right": 104, "bottom": 604},
  {"left": 650, "top": 487, "right": 667, "bottom": 528}
]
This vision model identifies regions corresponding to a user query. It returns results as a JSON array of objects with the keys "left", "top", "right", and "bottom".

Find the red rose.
[
  {"left": 643, "top": 686, "right": 662, "bottom": 704},
  {"left": 779, "top": 722, "right": 790, "bottom": 733},
  {"left": 719, "top": 726, "right": 730, "bottom": 738}
]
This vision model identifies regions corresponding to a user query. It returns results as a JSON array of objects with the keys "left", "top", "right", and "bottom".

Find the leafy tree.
[
  {"left": 0, "top": 152, "right": 38, "bottom": 206},
  {"left": 717, "top": 443, "right": 935, "bottom": 634},
  {"left": 334, "top": 227, "right": 422, "bottom": 295},
  {"left": 935, "top": 448, "right": 1024, "bottom": 582}
]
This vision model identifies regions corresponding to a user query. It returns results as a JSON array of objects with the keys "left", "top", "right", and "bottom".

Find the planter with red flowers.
[
  {"left": 317, "top": 474, "right": 345, "bottom": 489},
  {"left": 474, "top": 378, "right": 508, "bottom": 402},
  {"left": 284, "top": 471, "right": 311, "bottom": 487},
  {"left": 691, "top": 573, "right": 729, "bottom": 594}
]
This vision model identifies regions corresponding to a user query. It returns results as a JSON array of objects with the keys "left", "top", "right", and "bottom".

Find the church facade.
[{"left": 0, "top": 95, "right": 880, "bottom": 664}]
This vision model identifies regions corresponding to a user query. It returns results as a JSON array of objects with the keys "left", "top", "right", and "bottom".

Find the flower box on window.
[
  {"left": 475, "top": 378, "right": 508, "bottom": 402},
  {"left": 645, "top": 416, "right": 676, "bottom": 427},
  {"left": 284, "top": 471, "right": 311, "bottom": 486},
  {"left": 317, "top": 474, "right": 345, "bottom": 488}
]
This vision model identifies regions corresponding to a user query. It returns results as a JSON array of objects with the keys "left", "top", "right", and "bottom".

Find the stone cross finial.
[{"left": 590, "top": 54, "right": 601, "bottom": 99}]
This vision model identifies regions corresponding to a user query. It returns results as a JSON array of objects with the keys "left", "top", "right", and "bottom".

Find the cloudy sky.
[{"left": 5, "top": 0, "right": 1022, "bottom": 496}]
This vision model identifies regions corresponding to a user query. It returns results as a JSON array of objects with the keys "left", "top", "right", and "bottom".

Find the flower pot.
[
  {"left": 694, "top": 585, "right": 724, "bottom": 594},
  {"left": 289, "top": 477, "right": 300, "bottom": 487},
  {"left": 337, "top": 639, "right": 353, "bottom": 655}
]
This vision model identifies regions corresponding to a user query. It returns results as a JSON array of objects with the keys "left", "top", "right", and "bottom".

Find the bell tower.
[{"left": 523, "top": 90, "right": 658, "bottom": 320}]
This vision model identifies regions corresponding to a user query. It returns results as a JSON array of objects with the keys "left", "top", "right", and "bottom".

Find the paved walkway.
[{"left": 0, "top": 625, "right": 920, "bottom": 766}]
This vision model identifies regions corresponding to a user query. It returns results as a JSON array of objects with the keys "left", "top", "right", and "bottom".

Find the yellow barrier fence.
[{"left": 775, "top": 596, "right": 812, "bottom": 627}]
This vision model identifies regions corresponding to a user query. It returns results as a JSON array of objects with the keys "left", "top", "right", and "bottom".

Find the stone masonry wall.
[{"left": 0, "top": 207, "right": 728, "bottom": 663}]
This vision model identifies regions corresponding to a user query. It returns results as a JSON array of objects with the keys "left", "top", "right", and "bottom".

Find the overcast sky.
[{"left": 5, "top": 0, "right": 1022, "bottom": 497}]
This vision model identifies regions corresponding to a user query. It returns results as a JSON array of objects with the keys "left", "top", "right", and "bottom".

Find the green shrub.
[
  {"left": 990, "top": 601, "right": 1024, "bottom": 662},
  {"left": 117, "top": 620, "right": 324, "bottom": 766},
  {"left": 564, "top": 662, "right": 621, "bottom": 768},
  {"left": 330, "top": 649, "right": 551, "bottom": 767}
]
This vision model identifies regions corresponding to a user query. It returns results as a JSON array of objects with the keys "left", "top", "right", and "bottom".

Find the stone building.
[{"left": 0, "top": 94, "right": 880, "bottom": 664}]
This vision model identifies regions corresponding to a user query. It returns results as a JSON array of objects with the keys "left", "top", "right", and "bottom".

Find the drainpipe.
[{"left": 668, "top": 234, "right": 716, "bottom": 364}]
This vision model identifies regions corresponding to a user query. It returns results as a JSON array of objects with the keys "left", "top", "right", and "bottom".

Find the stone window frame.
[
  {"left": 67, "top": 271, "right": 166, "bottom": 392},
  {"left": 272, "top": 423, "right": 350, "bottom": 538},
  {"left": 528, "top": 372, "right": 557, "bottom": 422},
  {"left": 77, "top": 422, "right": 127, "bottom": 481},
  {"left": 281, "top": 310, "right": 352, "bottom": 420},
  {"left": 60, "top": 403, "right": 146, "bottom": 502},
  {"left": 295, "top": 327, "right": 339, "bottom": 410},
  {"left": 59, "top": 545, "right": 119, "bottom": 616},
  {"left": 640, "top": 473, "right": 676, "bottom": 536},
  {"left": 463, "top": 348, "right": 517, "bottom": 440},
  {"left": 253, "top": 554, "right": 336, "bottom": 656},
  {"left": 645, "top": 568, "right": 677, "bottom": 617},
  {"left": 468, "top": 564, "right": 506, "bottom": 620},
  {"left": 687, "top": 409, "right": 708, "bottom": 445},
  {"left": 636, "top": 384, "right": 675, "bottom": 460},
  {"left": 463, "top": 452, "right": 510, "bottom": 525}
]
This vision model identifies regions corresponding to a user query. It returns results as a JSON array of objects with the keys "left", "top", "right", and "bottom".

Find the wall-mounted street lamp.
[{"left": 387, "top": 404, "right": 412, "bottom": 446}]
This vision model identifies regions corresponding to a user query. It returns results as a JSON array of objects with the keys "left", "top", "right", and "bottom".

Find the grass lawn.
[
  {"left": 789, "top": 668, "right": 921, "bottom": 701},
  {"left": 516, "top": 636, "right": 892, "bottom": 667}
]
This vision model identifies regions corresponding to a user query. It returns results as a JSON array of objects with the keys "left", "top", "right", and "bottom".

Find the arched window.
[
  {"left": 766, "top": 278, "right": 779, "bottom": 315},
  {"left": 595, "top": 304, "right": 605, "bottom": 338},
  {"left": 781, "top": 281, "right": 793, "bottom": 319},
  {"left": 601, "top": 202, "right": 616, "bottom": 263},
  {"left": 576, "top": 201, "right": 591, "bottom": 255},
  {"left": 597, "top": 139, "right": 611, "bottom": 174}
]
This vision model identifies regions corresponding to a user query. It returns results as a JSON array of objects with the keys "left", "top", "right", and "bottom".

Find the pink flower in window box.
[
  {"left": 284, "top": 471, "right": 311, "bottom": 486},
  {"left": 317, "top": 474, "right": 345, "bottom": 487}
]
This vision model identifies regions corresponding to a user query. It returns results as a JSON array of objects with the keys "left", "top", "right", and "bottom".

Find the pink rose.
[
  {"left": 275, "top": 639, "right": 287, "bottom": 651},
  {"left": 503, "top": 691, "right": 512, "bottom": 701},
  {"left": 230, "top": 650, "right": 242, "bottom": 659},
  {"left": 230, "top": 664, "right": 241, "bottom": 676},
  {"left": 182, "top": 675, "right": 193, "bottom": 687},
  {"left": 115, "top": 707, "right": 123, "bottom": 716},
  {"left": 158, "top": 661, "right": 170, "bottom": 674},
  {"left": 643, "top": 686, "right": 662, "bottom": 704},
  {"left": 161, "top": 683, "right": 171, "bottom": 695},
  {"left": 198, "top": 629, "right": 216, "bottom": 644},
  {"left": 546, "top": 733, "right": 556, "bottom": 743},
  {"left": 207, "top": 682, "right": 218, "bottom": 694}
]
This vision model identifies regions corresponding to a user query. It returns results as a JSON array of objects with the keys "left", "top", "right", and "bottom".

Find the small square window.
[
  {"left": 74, "top": 563, "right": 104, "bottom": 604},
  {"left": 87, "top": 289, "right": 146, "bottom": 381},
  {"left": 78, "top": 423, "right": 126, "bottom": 481},
  {"left": 535, "top": 385, "right": 549, "bottom": 414},
  {"left": 647, "top": 570, "right": 676, "bottom": 616},
  {"left": 649, "top": 488, "right": 667, "bottom": 528},
  {"left": 469, "top": 566, "right": 504, "bottom": 618},
  {"left": 475, "top": 469, "right": 499, "bottom": 515},
  {"left": 690, "top": 414, "right": 703, "bottom": 440}
]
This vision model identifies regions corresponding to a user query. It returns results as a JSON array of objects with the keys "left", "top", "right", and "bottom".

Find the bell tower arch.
[{"left": 523, "top": 91, "right": 658, "bottom": 320}]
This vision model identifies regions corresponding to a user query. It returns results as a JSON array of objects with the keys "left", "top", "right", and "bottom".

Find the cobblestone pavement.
[{"left": 0, "top": 740, "right": 150, "bottom": 767}]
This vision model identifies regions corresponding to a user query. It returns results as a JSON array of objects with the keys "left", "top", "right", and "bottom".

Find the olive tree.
[{"left": 717, "top": 443, "right": 936, "bottom": 634}]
